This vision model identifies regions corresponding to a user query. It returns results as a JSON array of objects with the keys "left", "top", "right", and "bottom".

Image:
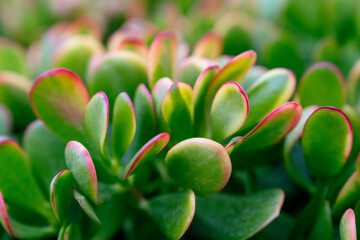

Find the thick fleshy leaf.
[
  {"left": 148, "top": 31, "right": 178, "bottom": 88},
  {"left": 30, "top": 68, "right": 89, "bottom": 142},
  {"left": 52, "top": 35, "right": 104, "bottom": 80},
  {"left": 0, "top": 38, "right": 28, "bottom": 75},
  {"left": 196, "top": 189, "right": 284, "bottom": 240},
  {"left": 340, "top": 209, "right": 357, "bottom": 240},
  {"left": 308, "top": 200, "right": 333, "bottom": 240},
  {"left": 234, "top": 102, "right": 302, "bottom": 153},
  {"left": 115, "top": 36, "right": 148, "bottom": 56},
  {"left": 142, "top": 190, "right": 195, "bottom": 240},
  {"left": 162, "top": 82, "right": 193, "bottom": 141},
  {"left": 23, "top": 120, "right": 66, "bottom": 195},
  {"left": 210, "top": 82, "right": 249, "bottom": 141},
  {"left": 0, "top": 104, "right": 12, "bottom": 135},
  {"left": 193, "top": 31, "right": 223, "bottom": 59},
  {"left": 85, "top": 92, "right": 109, "bottom": 155},
  {"left": 193, "top": 65, "right": 220, "bottom": 136},
  {"left": 121, "top": 133, "right": 170, "bottom": 180},
  {"left": 65, "top": 141, "right": 98, "bottom": 204},
  {"left": 298, "top": 62, "right": 346, "bottom": 108},
  {"left": 88, "top": 51, "right": 148, "bottom": 112},
  {"left": 177, "top": 57, "right": 210, "bottom": 87},
  {"left": 0, "top": 138, "right": 48, "bottom": 216},
  {"left": 50, "top": 170, "right": 75, "bottom": 223},
  {"left": 283, "top": 106, "right": 317, "bottom": 193},
  {"left": 73, "top": 189, "right": 101, "bottom": 224},
  {"left": 333, "top": 172, "right": 360, "bottom": 216},
  {"left": 112, "top": 92, "right": 136, "bottom": 162},
  {"left": 348, "top": 59, "right": 360, "bottom": 115},
  {"left": 165, "top": 138, "right": 231, "bottom": 196},
  {"left": 302, "top": 107, "right": 353, "bottom": 179},
  {"left": 204, "top": 50, "right": 256, "bottom": 114},
  {"left": 0, "top": 193, "right": 55, "bottom": 239},
  {"left": 225, "top": 136, "right": 244, "bottom": 155},
  {"left": 122, "top": 84, "right": 156, "bottom": 164},
  {"left": 0, "top": 71, "right": 35, "bottom": 128},
  {"left": 240, "top": 68, "right": 296, "bottom": 132},
  {"left": 151, "top": 77, "right": 173, "bottom": 132}
]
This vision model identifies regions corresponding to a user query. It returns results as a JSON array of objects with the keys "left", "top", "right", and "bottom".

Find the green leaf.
[
  {"left": 283, "top": 106, "right": 317, "bottom": 193},
  {"left": 196, "top": 189, "right": 284, "bottom": 240},
  {"left": 151, "top": 77, "right": 173, "bottom": 132},
  {"left": 30, "top": 68, "right": 89, "bottom": 142},
  {"left": 204, "top": 50, "right": 256, "bottom": 115},
  {"left": 142, "top": 190, "right": 195, "bottom": 240},
  {"left": 0, "top": 138, "right": 48, "bottom": 217},
  {"left": 23, "top": 120, "right": 66, "bottom": 195},
  {"left": 112, "top": 92, "right": 136, "bottom": 162},
  {"left": 240, "top": 68, "right": 296, "bottom": 132},
  {"left": 298, "top": 62, "right": 346, "bottom": 108},
  {"left": 85, "top": 92, "right": 109, "bottom": 155},
  {"left": 0, "top": 38, "right": 28, "bottom": 76},
  {"left": 122, "top": 84, "right": 156, "bottom": 164},
  {"left": 114, "top": 36, "right": 148, "bottom": 56},
  {"left": 210, "top": 82, "right": 249, "bottom": 141},
  {"left": 148, "top": 31, "right": 178, "bottom": 88},
  {"left": 121, "top": 133, "right": 170, "bottom": 180},
  {"left": 162, "top": 82, "right": 194, "bottom": 141},
  {"left": 302, "top": 106, "right": 353, "bottom": 179},
  {"left": 88, "top": 51, "right": 148, "bottom": 114},
  {"left": 65, "top": 141, "right": 98, "bottom": 204},
  {"left": 193, "top": 31, "right": 223, "bottom": 59},
  {"left": 0, "top": 71, "right": 35, "bottom": 128},
  {"left": 0, "top": 193, "right": 55, "bottom": 239},
  {"left": 73, "top": 189, "right": 101, "bottom": 224},
  {"left": 234, "top": 102, "right": 302, "bottom": 153},
  {"left": 193, "top": 66, "right": 220, "bottom": 136},
  {"left": 50, "top": 170, "right": 75, "bottom": 223},
  {"left": 165, "top": 138, "right": 231, "bottom": 196},
  {"left": 240, "top": 66, "right": 267, "bottom": 91},
  {"left": 340, "top": 209, "right": 357, "bottom": 240},
  {"left": 225, "top": 136, "right": 244, "bottom": 155},
  {"left": 52, "top": 35, "right": 104, "bottom": 80}
]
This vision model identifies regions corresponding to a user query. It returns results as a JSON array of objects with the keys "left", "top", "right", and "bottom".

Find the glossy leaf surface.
[{"left": 340, "top": 209, "right": 357, "bottom": 240}]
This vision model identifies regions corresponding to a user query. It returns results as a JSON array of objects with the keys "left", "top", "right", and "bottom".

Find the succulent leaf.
[
  {"left": 165, "top": 138, "right": 231, "bottom": 196},
  {"left": 142, "top": 190, "right": 195, "bottom": 240},
  {"left": 65, "top": 141, "right": 98, "bottom": 204},
  {"left": 152, "top": 77, "right": 173, "bottom": 132},
  {"left": 73, "top": 188, "right": 101, "bottom": 224},
  {"left": 210, "top": 81, "right": 249, "bottom": 141},
  {"left": 340, "top": 209, "right": 357, "bottom": 240},
  {"left": 193, "top": 31, "right": 223, "bottom": 59},
  {"left": 195, "top": 189, "right": 284, "bottom": 240},
  {"left": 302, "top": 106, "right": 353, "bottom": 179},
  {"left": 111, "top": 92, "right": 136, "bottom": 162}
]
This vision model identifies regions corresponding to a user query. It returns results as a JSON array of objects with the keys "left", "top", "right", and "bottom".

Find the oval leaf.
[
  {"left": 298, "top": 62, "right": 346, "bottom": 108},
  {"left": 142, "top": 190, "right": 195, "bottom": 240},
  {"left": 210, "top": 82, "right": 249, "bottom": 141},
  {"left": 196, "top": 189, "right": 284, "bottom": 240},
  {"left": 348, "top": 59, "right": 360, "bottom": 115},
  {"left": 65, "top": 141, "right": 98, "bottom": 204},
  {"left": 30, "top": 68, "right": 89, "bottom": 142},
  {"left": 162, "top": 82, "right": 194, "bottom": 141},
  {"left": 121, "top": 133, "right": 170, "bottom": 180},
  {"left": 85, "top": 92, "right": 109, "bottom": 155},
  {"left": 165, "top": 138, "right": 231, "bottom": 196},
  {"left": 50, "top": 170, "right": 75, "bottom": 223},
  {"left": 193, "top": 31, "right": 223, "bottom": 59},
  {"left": 302, "top": 107, "right": 353, "bottom": 179},
  {"left": 112, "top": 92, "right": 136, "bottom": 162}
]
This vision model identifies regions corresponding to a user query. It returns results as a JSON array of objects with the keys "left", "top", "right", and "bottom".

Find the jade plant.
[{"left": 0, "top": 13, "right": 359, "bottom": 240}]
